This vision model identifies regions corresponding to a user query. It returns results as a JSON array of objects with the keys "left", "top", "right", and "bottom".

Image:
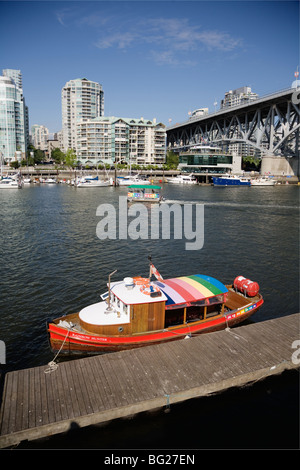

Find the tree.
[
  {"left": 166, "top": 150, "right": 179, "bottom": 169},
  {"left": 242, "top": 156, "right": 261, "bottom": 171},
  {"left": 65, "top": 148, "right": 77, "bottom": 168},
  {"left": 34, "top": 149, "right": 44, "bottom": 164},
  {"left": 51, "top": 148, "right": 65, "bottom": 164}
]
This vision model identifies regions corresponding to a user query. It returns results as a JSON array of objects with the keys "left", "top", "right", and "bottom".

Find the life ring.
[
  {"left": 140, "top": 283, "right": 160, "bottom": 295},
  {"left": 133, "top": 277, "right": 149, "bottom": 286}
]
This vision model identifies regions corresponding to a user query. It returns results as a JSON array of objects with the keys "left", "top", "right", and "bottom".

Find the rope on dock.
[{"left": 44, "top": 328, "right": 71, "bottom": 374}]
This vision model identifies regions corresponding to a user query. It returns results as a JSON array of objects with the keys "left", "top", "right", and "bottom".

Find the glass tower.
[{"left": 0, "top": 69, "right": 29, "bottom": 163}]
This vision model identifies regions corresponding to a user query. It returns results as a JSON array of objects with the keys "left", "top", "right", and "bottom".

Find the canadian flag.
[{"left": 150, "top": 264, "right": 163, "bottom": 282}]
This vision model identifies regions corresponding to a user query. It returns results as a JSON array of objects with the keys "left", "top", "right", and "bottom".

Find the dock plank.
[{"left": 0, "top": 313, "right": 299, "bottom": 448}]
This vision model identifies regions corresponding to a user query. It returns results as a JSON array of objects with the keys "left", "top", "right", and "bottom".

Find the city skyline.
[{"left": 1, "top": 0, "right": 299, "bottom": 134}]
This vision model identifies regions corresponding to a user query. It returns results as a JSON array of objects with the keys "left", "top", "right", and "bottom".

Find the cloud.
[
  {"left": 145, "top": 17, "right": 242, "bottom": 54},
  {"left": 55, "top": 10, "right": 67, "bottom": 26},
  {"left": 96, "top": 15, "right": 241, "bottom": 64},
  {"left": 95, "top": 32, "right": 138, "bottom": 50},
  {"left": 59, "top": 8, "right": 242, "bottom": 66}
]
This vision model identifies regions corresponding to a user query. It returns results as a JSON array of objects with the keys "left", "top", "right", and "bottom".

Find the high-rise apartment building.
[
  {"left": 220, "top": 86, "right": 260, "bottom": 157},
  {"left": 221, "top": 86, "right": 258, "bottom": 109},
  {"left": 61, "top": 78, "right": 104, "bottom": 152},
  {"left": 31, "top": 124, "right": 49, "bottom": 151},
  {"left": 76, "top": 116, "right": 166, "bottom": 166},
  {"left": 0, "top": 69, "right": 29, "bottom": 163}
]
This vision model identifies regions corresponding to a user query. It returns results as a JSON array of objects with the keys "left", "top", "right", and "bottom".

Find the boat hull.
[
  {"left": 48, "top": 295, "right": 263, "bottom": 354},
  {"left": 212, "top": 176, "right": 250, "bottom": 186},
  {"left": 251, "top": 180, "right": 275, "bottom": 186}
]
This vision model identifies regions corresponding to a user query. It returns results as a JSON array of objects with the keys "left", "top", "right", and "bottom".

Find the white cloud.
[
  {"left": 95, "top": 32, "right": 137, "bottom": 50},
  {"left": 60, "top": 8, "right": 242, "bottom": 66}
]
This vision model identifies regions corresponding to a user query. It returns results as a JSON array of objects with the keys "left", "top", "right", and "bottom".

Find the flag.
[{"left": 150, "top": 264, "right": 163, "bottom": 282}]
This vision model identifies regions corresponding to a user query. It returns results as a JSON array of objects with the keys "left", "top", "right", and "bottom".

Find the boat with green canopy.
[{"left": 127, "top": 184, "right": 162, "bottom": 202}]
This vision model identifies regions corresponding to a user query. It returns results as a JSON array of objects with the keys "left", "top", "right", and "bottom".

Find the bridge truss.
[{"left": 167, "top": 88, "right": 300, "bottom": 158}]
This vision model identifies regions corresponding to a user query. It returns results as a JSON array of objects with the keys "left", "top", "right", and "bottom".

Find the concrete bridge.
[{"left": 167, "top": 87, "right": 300, "bottom": 175}]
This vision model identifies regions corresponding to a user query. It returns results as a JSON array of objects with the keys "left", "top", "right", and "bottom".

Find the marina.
[
  {"left": 0, "top": 182, "right": 298, "bottom": 449},
  {"left": 0, "top": 312, "right": 299, "bottom": 448}
]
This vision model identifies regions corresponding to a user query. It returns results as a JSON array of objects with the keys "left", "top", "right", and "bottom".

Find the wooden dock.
[{"left": 0, "top": 313, "right": 299, "bottom": 448}]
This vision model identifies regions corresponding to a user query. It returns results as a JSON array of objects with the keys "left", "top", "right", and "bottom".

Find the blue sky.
[{"left": 1, "top": 0, "right": 299, "bottom": 133}]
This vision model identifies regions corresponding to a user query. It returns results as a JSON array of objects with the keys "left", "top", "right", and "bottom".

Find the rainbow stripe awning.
[{"left": 154, "top": 274, "right": 228, "bottom": 309}]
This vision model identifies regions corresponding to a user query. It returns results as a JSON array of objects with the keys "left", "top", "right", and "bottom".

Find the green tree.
[
  {"left": 242, "top": 156, "right": 261, "bottom": 171},
  {"left": 166, "top": 150, "right": 179, "bottom": 169},
  {"left": 34, "top": 149, "right": 44, "bottom": 164},
  {"left": 65, "top": 148, "right": 77, "bottom": 168},
  {"left": 51, "top": 148, "right": 65, "bottom": 164}
]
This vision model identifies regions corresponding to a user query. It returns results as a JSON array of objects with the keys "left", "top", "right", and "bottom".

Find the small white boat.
[
  {"left": 77, "top": 180, "right": 111, "bottom": 187},
  {"left": 76, "top": 175, "right": 112, "bottom": 187},
  {"left": 117, "top": 175, "right": 150, "bottom": 186},
  {"left": 0, "top": 177, "right": 21, "bottom": 189},
  {"left": 44, "top": 178, "right": 57, "bottom": 184},
  {"left": 251, "top": 177, "right": 276, "bottom": 186},
  {"left": 23, "top": 177, "right": 31, "bottom": 184},
  {"left": 167, "top": 174, "right": 197, "bottom": 184}
]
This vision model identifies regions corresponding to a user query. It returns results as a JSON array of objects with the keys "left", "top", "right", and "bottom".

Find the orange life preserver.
[
  {"left": 140, "top": 283, "right": 160, "bottom": 295},
  {"left": 133, "top": 276, "right": 149, "bottom": 286}
]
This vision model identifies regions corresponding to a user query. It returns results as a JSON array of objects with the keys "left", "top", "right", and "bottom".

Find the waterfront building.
[
  {"left": 77, "top": 116, "right": 166, "bottom": 167},
  {"left": 61, "top": 78, "right": 104, "bottom": 152},
  {"left": 0, "top": 69, "right": 29, "bottom": 163},
  {"left": 178, "top": 145, "right": 241, "bottom": 176},
  {"left": 31, "top": 124, "right": 49, "bottom": 151}
]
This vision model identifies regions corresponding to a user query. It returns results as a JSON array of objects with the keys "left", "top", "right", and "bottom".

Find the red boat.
[{"left": 48, "top": 265, "right": 263, "bottom": 355}]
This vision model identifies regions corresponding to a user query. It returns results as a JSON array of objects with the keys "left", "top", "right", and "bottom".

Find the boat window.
[
  {"left": 207, "top": 295, "right": 224, "bottom": 305},
  {"left": 165, "top": 308, "right": 184, "bottom": 328},
  {"left": 189, "top": 300, "right": 206, "bottom": 308},
  {"left": 206, "top": 303, "right": 223, "bottom": 318},
  {"left": 186, "top": 305, "right": 205, "bottom": 322}
]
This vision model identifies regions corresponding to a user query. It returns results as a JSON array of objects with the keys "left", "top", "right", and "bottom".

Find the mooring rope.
[{"left": 44, "top": 328, "right": 71, "bottom": 374}]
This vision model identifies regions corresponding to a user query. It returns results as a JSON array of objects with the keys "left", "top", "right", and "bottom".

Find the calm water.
[{"left": 0, "top": 182, "right": 299, "bottom": 449}]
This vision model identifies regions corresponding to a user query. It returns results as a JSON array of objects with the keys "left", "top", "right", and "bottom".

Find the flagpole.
[
  {"left": 148, "top": 255, "right": 152, "bottom": 281},
  {"left": 295, "top": 66, "right": 299, "bottom": 90}
]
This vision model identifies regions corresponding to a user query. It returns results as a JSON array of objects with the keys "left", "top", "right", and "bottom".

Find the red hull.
[{"left": 48, "top": 298, "right": 263, "bottom": 354}]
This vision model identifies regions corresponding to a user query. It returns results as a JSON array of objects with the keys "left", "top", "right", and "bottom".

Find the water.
[{"left": 0, "top": 182, "right": 299, "bottom": 449}]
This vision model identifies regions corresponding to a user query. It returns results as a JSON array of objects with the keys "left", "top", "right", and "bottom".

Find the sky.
[{"left": 1, "top": 0, "right": 299, "bottom": 134}]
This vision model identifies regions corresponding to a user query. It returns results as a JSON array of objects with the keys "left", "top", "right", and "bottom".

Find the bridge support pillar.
[{"left": 260, "top": 156, "right": 299, "bottom": 177}]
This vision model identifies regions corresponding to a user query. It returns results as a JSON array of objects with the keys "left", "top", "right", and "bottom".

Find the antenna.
[{"left": 105, "top": 269, "right": 117, "bottom": 314}]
